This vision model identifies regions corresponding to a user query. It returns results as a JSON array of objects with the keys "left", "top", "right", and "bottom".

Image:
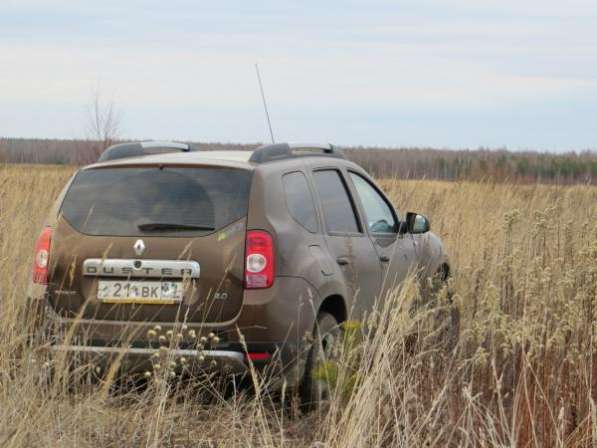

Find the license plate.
[{"left": 97, "top": 280, "right": 183, "bottom": 304}]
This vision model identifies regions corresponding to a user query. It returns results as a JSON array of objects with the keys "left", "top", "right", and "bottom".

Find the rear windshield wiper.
[{"left": 137, "top": 222, "right": 215, "bottom": 231}]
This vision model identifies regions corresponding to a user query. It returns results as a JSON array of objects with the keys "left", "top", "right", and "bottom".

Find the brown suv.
[{"left": 27, "top": 141, "right": 450, "bottom": 402}]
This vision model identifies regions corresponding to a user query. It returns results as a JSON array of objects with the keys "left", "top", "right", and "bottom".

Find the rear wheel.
[{"left": 299, "top": 311, "right": 342, "bottom": 411}]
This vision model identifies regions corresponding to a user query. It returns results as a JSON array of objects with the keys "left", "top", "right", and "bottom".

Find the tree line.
[{"left": 1, "top": 137, "right": 595, "bottom": 185}]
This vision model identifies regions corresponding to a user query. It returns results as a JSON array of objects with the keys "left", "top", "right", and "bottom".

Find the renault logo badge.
[{"left": 133, "top": 239, "right": 146, "bottom": 256}]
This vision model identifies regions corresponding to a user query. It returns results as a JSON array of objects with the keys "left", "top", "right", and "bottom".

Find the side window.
[
  {"left": 312, "top": 170, "right": 360, "bottom": 234},
  {"left": 349, "top": 173, "right": 397, "bottom": 234},
  {"left": 282, "top": 171, "right": 318, "bottom": 233}
]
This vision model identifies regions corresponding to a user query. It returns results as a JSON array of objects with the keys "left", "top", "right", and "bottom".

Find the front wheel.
[{"left": 422, "top": 267, "right": 460, "bottom": 352}]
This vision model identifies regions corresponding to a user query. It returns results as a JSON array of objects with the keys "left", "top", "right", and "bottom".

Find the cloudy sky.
[{"left": 1, "top": 0, "right": 597, "bottom": 151}]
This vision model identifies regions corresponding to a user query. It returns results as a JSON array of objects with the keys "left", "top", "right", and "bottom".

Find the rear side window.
[
  {"left": 282, "top": 172, "right": 318, "bottom": 233},
  {"left": 312, "top": 170, "right": 360, "bottom": 234},
  {"left": 60, "top": 166, "right": 252, "bottom": 237}
]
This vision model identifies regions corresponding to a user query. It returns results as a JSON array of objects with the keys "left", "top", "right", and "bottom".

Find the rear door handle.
[
  {"left": 379, "top": 255, "right": 390, "bottom": 263},
  {"left": 336, "top": 257, "right": 350, "bottom": 266}
]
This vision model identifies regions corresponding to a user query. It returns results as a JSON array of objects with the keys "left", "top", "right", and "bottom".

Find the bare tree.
[{"left": 77, "top": 88, "right": 123, "bottom": 164}]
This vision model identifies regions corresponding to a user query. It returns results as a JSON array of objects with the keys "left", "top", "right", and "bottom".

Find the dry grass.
[{"left": 0, "top": 164, "right": 596, "bottom": 447}]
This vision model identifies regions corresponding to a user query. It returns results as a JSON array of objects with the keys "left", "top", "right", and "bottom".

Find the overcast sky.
[{"left": 2, "top": 0, "right": 597, "bottom": 151}]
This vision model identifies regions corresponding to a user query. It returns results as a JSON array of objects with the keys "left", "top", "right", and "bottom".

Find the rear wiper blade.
[{"left": 137, "top": 222, "right": 215, "bottom": 231}]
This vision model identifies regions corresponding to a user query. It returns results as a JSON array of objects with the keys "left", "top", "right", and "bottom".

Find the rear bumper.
[
  {"left": 46, "top": 344, "right": 248, "bottom": 375},
  {"left": 26, "top": 275, "right": 319, "bottom": 386}
]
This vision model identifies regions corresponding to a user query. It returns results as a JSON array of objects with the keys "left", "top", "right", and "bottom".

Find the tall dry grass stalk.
[{"left": 0, "top": 164, "right": 595, "bottom": 447}]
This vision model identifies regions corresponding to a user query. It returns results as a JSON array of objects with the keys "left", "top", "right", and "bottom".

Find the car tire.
[
  {"left": 427, "top": 268, "right": 460, "bottom": 352},
  {"left": 299, "top": 311, "right": 342, "bottom": 411}
]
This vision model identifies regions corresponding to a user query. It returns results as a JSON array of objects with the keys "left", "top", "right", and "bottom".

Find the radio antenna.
[{"left": 255, "top": 63, "right": 275, "bottom": 143}]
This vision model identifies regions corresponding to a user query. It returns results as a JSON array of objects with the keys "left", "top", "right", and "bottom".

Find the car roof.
[{"left": 83, "top": 142, "right": 348, "bottom": 171}]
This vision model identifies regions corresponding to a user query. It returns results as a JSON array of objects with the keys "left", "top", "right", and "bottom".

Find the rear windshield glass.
[{"left": 60, "top": 166, "right": 252, "bottom": 237}]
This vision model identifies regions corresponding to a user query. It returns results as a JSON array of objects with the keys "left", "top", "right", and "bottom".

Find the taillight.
[
  {"left": 32, "top": 227, "right": 52, "bottom": 284},
  {"left": 245, "top": 230, "right": 274, "bottom": 289}
]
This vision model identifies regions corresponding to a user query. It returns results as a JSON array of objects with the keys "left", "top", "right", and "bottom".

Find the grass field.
[{"left": 0, "top": 164, "right": 596, "bottom": 447}]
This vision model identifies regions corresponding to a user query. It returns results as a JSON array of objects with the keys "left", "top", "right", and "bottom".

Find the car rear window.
[{"left": 60, "top": 166, "right": 252, "bottom": 237}]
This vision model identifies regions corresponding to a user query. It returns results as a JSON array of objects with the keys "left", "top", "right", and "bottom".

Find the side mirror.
[{"left": 401, "top": 212, "right": 430, "bottom": 234}]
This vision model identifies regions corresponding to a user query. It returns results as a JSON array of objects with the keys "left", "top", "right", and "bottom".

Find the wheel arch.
[{"left": 318, "top": 294, "right": 347, "bottom": 324}]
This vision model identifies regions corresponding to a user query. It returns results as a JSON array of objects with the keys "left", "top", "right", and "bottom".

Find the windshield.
[{"left": 60, "top": 166, "right": 252, "bottom": 237}]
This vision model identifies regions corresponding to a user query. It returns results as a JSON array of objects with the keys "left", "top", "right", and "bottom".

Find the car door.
[
  {"left": 311, "top": 168, "right": 382, "bottom": 320},
  {"left": 347, "top": 171, "right": 418, "bottom": 301}
]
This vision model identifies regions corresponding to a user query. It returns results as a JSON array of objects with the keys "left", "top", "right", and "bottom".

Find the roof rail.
[
  {"left": 249, "top": 143, "right": 344, "bottom": 164},
  {"left": 97, "top": 141, "right": 191, "bottom": 162}
]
